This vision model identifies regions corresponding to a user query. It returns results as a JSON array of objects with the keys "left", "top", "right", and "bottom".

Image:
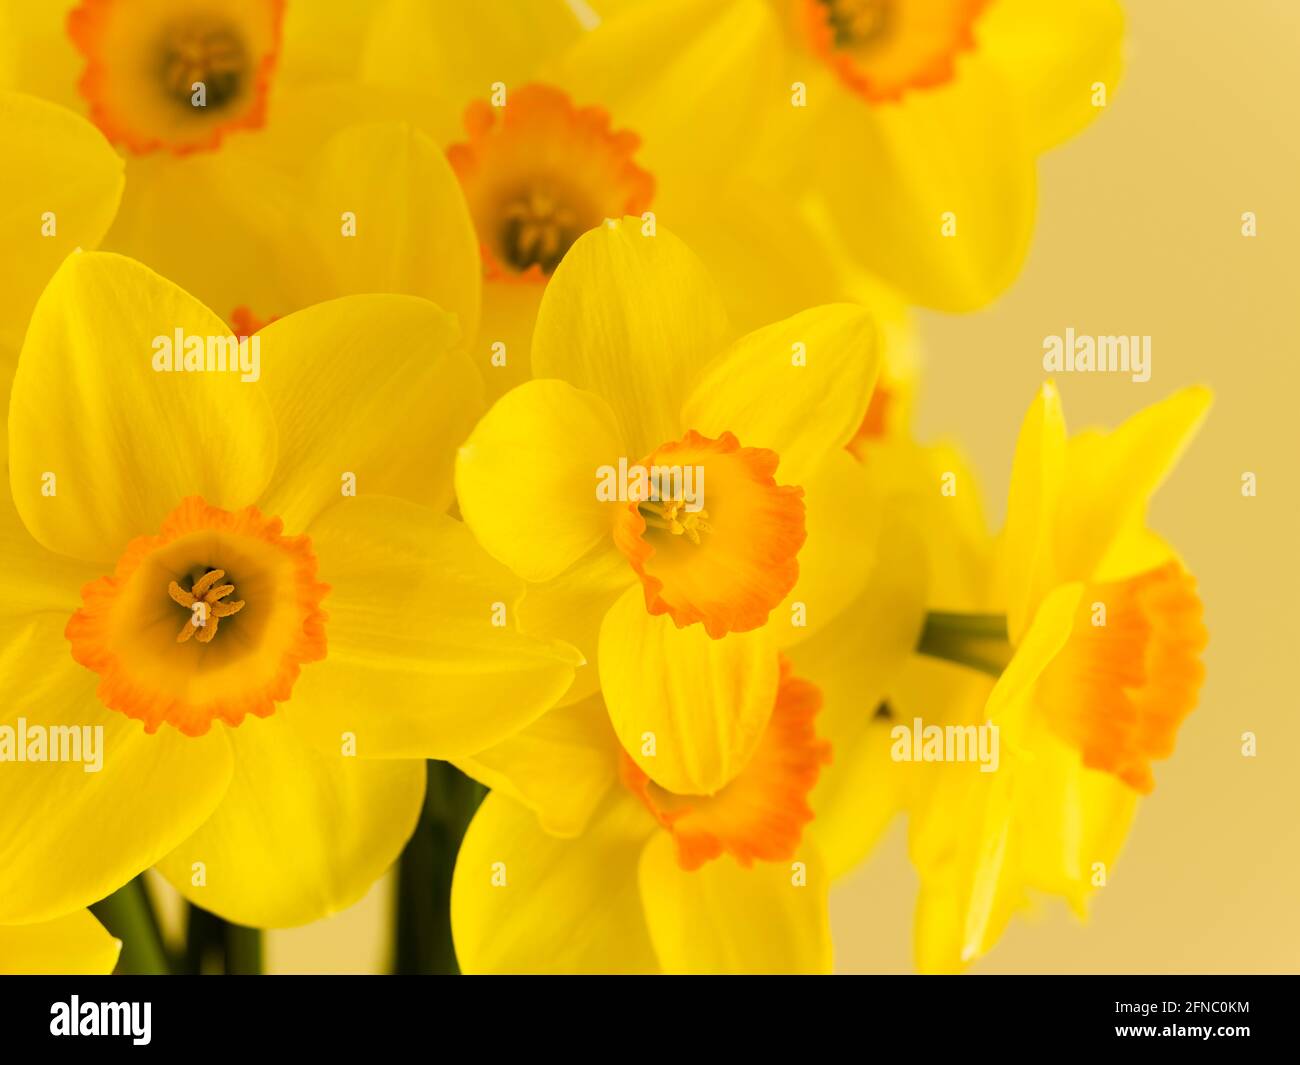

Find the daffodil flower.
[
  {"left": 450, "top": 665, "right": 840, "bottom": 974},
  {"left": 905, "top": 382, "right": 1210, "bottom": 971},
  {"left": 0, "top": 251, "right": 581, "bottom": 929},
  {"left": 0, "top": 0, "right": 483, "bottom": 341},
  {"left": 353, "top": 0, "right": 878, "bottom": 407},
  {"left": 455, "top": 219, "right": 882, "bottom": 801},
  {"left": 555, "top": 0, "right": 1124, "bottom": 311},
  {"left": 0, "top": 909, "right": 120, "bottom": 974}
]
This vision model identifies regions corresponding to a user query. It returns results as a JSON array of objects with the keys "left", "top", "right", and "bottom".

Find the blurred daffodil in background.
[{"left": 545, "top": 0, "right": 1124, "bottom": 310}]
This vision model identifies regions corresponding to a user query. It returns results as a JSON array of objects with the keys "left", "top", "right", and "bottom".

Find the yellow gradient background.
[{"left": 263, "top": 0, "right": 1300, "bottom": 974}]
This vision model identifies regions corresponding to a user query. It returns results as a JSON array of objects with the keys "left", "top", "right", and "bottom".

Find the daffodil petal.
[
  {"left": 553, "top": 0, "right": 782, "bottom": 186},
  {"left": 0, "top": 616, "right": 234, "bottom": 923},
  {"left": 532, "top": 222, "right": 730, "bottom": 457},
  {"left": 1053, "top": 386, "right": 1212, "bottom": 585},
  {"left": 0, "top": 480, "right": 98, "bottom": 620},
  {"left": 0, "top": 91, "right": 123, "bottom": 350},
  {"left": 474, "top": 280, "right": 546, "bottom": 405},
  {"left": 291, "top": 498, "right": 583, "bottom": 760},
  {"left": 306, "top": 123, "right": 481, "bottom": 342},
  {"left": 682, "top": 304, "right": 878, "bottom": 487},
  {"left": 155, "top": 711, "right": 425, "bottom": 928},
  {"left": 598, "top": 586, "right": 778, "bottom": 795},
  {"left": 456, "top": 380, "right": 626, "bottom": 583},
  {"left": 451, "top": 790, "right": 659, "bottom": 974},
  {"left": 977, "top": 0, "right": 1125, "bottom": 153},
  {"left": 102, "top": 144, "right": 315, "bottom": 330},
  {"left": 360, "top": 0, "right": 582, "bottom": 143},
  {"left": 0, "top": 3, "right": 81, "bottom": 109},
  {"left": 253, "top": 294, "right": 482, "bottom": 532},
  {"left": 515, "top": 543, "right": 636, "bottom": 708},
  {"left": 0, "top": 910, "right": 120, "bottom": 975},
  {"left": 456, "top": 693, "right": 621, "bottom": 838},
  {"left": 8, "top": 252, "right": 278, "bottom": 564},
  {"left": 1001, "top": 382, "right": 1067, "bottom": 643},
  {"left": 662, "top": 179, "right": 842, "bottom": 336},
  {"left": 814, "top": 60, "right": 1035, "bottom": 312},
  {"left": 638, "top": 831, "right": 832, "bottom": 974},
  {"left": 786, "top": 513, "right": 929, "bottom": 877},
  {"left": 771, "top": 451, "right": 880, "bottom": 650}
]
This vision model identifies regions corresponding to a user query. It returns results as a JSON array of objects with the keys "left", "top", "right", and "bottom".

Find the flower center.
[
  {"left": 611, "top": 431, "right": 805, "bottom": 640},
  {"left": 638, "top": 497, "right": 714, "bottom": 546},
  {"left": 167, "top": 567, "right": 245, "bottom": 644},
  {"left": 500, "top": 186, "right": 583, "bottom": 274},
  {"left": 158, "top": 18, "right": 247, "bottom": 111},
  {"left": 66, "top": 496, "right": 328, "bottom": 736},
  {"left": 802, "top": 0, "right": 988, "bottom": 102},
  {"left": 823, "top": 0, "right": 891, "bottom": 46},
  {"left": 68, "top": 0, "right": 286, "bottom": 155},
  {"left": 622, "top": 659, "right": 831, "bottom": 871},
  {"left": 447, "top": 83, "right": 655, "bottom": 282}
]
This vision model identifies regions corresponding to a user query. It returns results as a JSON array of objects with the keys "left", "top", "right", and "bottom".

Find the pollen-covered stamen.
[
  {"left": 159, "top": 19, "right": 247, "bottom": 110},
  {"left": 821, "top": 0, "right": 891, "bottom": 46},
  {"left": 638, "top": 498, "right": 713, "bottom": 545},
  {"left": 500, "top": 187, "right": 581, "bottom": 273},
  {"left": 167, "top": 568, "right": 246, "bottom": 644}
]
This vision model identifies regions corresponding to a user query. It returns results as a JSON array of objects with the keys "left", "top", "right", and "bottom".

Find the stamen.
[
  {"left": 822, "top": 0, "right": 891, "bottom": 47},
  {"left": 158, "top": 19, "right": 247, "bottom": 110},
  {"left": 168, "top": 568, "right": 246, "bottom": 645},
  {"left": 638, "top": 500, "right": 713, "bottom": 546},
  {"left": 500, "top": 187, "right": 581, "bottom": 273}
]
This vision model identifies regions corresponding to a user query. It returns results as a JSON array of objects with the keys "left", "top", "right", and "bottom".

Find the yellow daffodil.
[
  {"left": 907, "top": 382, "right": 1210, "bottom": 971},
  {"left": 455, "top": 219, "right": 883, "bottom": 801},
  {"left": 0, "top": 909, "right": 120, "bottom": 975},
  {"left": 0, "top": 250, "right": 581, "bottom": 930},
  {"left": 352, "top": 0, "right": 883, "bottom": 407},
  {"left": 556, "top": 0, "right": 1124, "bottom": 311},
  {"left": 0, "top": 0, "right": 482, "bottom": 343},
  {"left": 451, "top": 670, "right": 840, "bottom": 974}
]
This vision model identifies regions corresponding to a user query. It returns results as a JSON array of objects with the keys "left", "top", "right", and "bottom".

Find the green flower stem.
[
  {"left": 393, "top": 761, "right": 486, "bottom": 975},
  {"left": 916, "top": 611, "right": 1014, "bottom": 678},
  {"left": 223, "top": 922, "right": 263, "bottom": 975},
  {"left": 90, "top": 877, "right": 170, "bottom": 975}
]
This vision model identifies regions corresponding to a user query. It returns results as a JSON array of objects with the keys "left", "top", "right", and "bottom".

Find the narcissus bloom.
[
  {"left": 561, "top": 0, "right": 1124, "bottom": 311},
  {"left": 451, "top": 666, "right": 840, "bottom": 974},
  {"left": 456, "top": 220, "right": 882, "bottom": 799},
  {"left": 354, "top": 0, "right": 869, "bottom": 404},
  {"left": 0, "top": 251, "right": 580, "bottom": 929},
  {"left": 909, "top": 383, "right": 1210, "bottom": 972},
  {"left": 0, "top": 910, "right": 120, "bottom": 975},
  {"left": 0, "top": 0, "right": 483, "bottom": 341}
]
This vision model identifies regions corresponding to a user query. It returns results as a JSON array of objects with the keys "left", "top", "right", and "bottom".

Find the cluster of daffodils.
[{"left": 0, "top": 0, "right": 1206, "bottom": 976}]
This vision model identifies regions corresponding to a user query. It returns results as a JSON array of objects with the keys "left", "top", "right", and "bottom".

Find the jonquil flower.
[
  {"left": 0, "top": 0, "right": 483, "bottom": 343},
  {"left": 0, "top": 251, "right": 581, "bottom": 929},
  {"left": 558, "top": 0, "right": 1125, "bottom": 310},
  {"left": 908, "top": 382, "right": 1210, "bottom": 971},
  {"left": 455, "top": 220, "right": 882, "bottom": 800},
  {"left": 450, "top": 667, "right": 840, "bottom": 974}
]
